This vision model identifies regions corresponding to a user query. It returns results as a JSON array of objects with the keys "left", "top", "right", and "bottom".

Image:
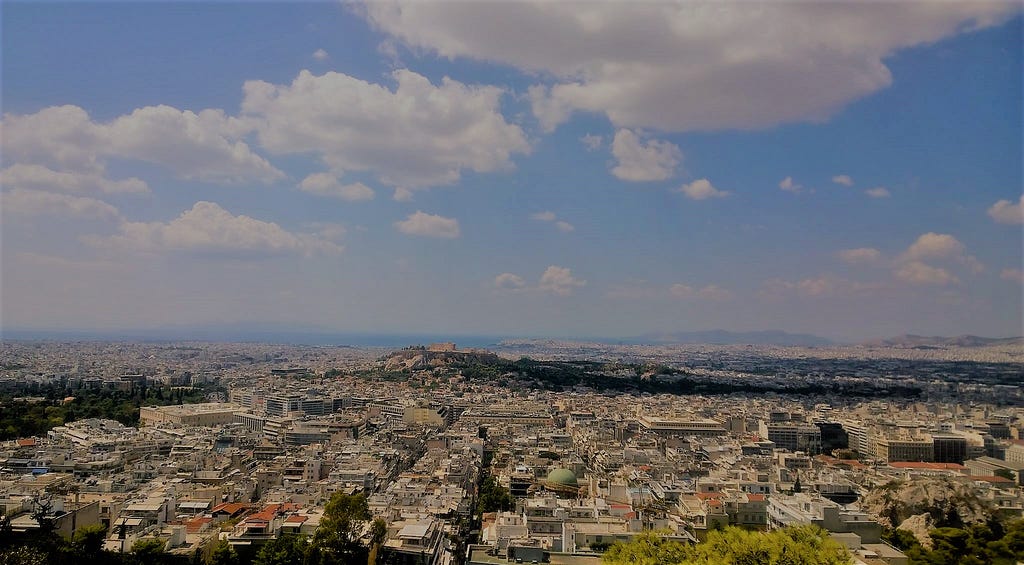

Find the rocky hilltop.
[
  {"left": 382, "top": 343, "right": 501, "bottom": 371},
  {"left": 860, "top": 476, "right": 998, "bottom": 547}
]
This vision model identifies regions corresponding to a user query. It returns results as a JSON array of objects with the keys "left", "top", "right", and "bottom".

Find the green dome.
[{"left": 546, "top": 468, "right": 578, "bottom": 487}]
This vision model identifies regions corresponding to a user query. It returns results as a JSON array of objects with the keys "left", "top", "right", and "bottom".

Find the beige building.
[
  {"left": 875, "top": 437, "right": 933, "bottom": 462},
  {"left": 139, "top": 403, "right": 242, "bottom": 427}
]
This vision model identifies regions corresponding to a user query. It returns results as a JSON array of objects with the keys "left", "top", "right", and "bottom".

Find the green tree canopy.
[
  {"left": 308, "top": 492, "right": 372, "bottom": 565},
  {"left": 603, "top": 526, "right": 851, "bottom": 565},
  {"left": 253, "top": 534, "right": 306, "bottom": 565}
]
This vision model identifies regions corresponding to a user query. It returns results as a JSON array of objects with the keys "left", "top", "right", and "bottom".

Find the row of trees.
[{"left": 602, "top": 526, "right": 852, "bottom": 565}]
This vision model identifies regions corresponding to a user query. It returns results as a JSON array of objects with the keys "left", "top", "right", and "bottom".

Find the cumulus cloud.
[
  {"left": 902, "top": 232, "right": 966, "bottom": 262},
  {"left": 610, "top": 129, "right": 681, "bottom": 182},
  {"left": 86, "top": 201, "right": 341, "bottom": 257},
  {"left": 838, "top": 247, "right": 882, "bottom": 264},
  {"left": 988, "top": 195, "right": 1024, "bottom": 224},
  {"left": 392, "top": 188, "right": 414, "bottom": 202},
  {"left": 494, "top": 273, "right": 526, "bottom": 291},
  {"left": 394, "top": 211, "right": 461, "bottom": 239},
  {"left": 779, "top": 176, "right": 803, "bottom": 193},
  {"left": 832, "top": 175, "right": 854, "bottom": 187},
  {"left": 1, "top": 104, "right": 283, "bottom": 185},
  {"left": 677, "top": 178, "right": 729, "bottom": 200},
  {"left": 298, "top": 173, "right": 375, "bottom": 201},
  {"left": 494, "top": 266, "right": 585, "bottom": 295},
  {"left": 530, "top": 210, "right": 574, "bottom": 232},
  {"left": 0, "top": 164, "right": 148, "bottom": 195},
  {"left": 242, "top": 69, "right": 529, "bottom": 189},
  {"left": 1001, "top": 268, "right": 1024, "bottom": 284},
  {"left": 894, "top": 261, "right": 959, "bottom": 286},
  {"left": 865, "top": 186, "right": 891, "bottom": 198},
  {"left": 313, "top": 48, "right": 329, "bottom": 61},
  {"left": 1, "top": 188, "right": 121, "bottom": 220},
  {"left": 362, "top": 2, "right": 1015, "bottom": 132},
  {"left": 538, "top": 265, "right": 586, "bottom": 296},
  {"left": 670, "top": 283, "right": 732, "bottom": 301},
  {"left": 897, "top": 232, "right": 983, "bottom": 277},
  {"left": 580, "top": 134, "right": 603, "bottom": 151},
  {"left": 105, "top": 105, "right": 283, "bottom": 183}
]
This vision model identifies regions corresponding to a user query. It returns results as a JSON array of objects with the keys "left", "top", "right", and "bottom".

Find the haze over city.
[{"left": 2, "top": 2, "right": 1022, "bottom": 341}]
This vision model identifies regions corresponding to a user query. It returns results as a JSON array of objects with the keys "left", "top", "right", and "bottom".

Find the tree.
[
  {"left": 253, "top": 535, "right": 306, "bottom": 565},
  {"left": 602, "top": 531, "right": 690, "bottom": 565},
  {"left": 602, "top": 526, "right": 851, "bottom": 565},
  {"left": 206, "top": 539, "right": 239, "bottom": 565},
  {"left": 132, "top": 538, "right": 166, "bottom": 565},
  {"left": 477, "top": 476, "right": 513, "bottom": 514},
  {"left": 0, "top": 545, "right": 48, "bottom": 565},
  {"left": 367, "top": 518, "right": 388, "bottom": 565},
  {"left": 308, "top": 493, "right": 372, "bottom": 565},
  {"left": 73, "top": 524, "right": 108, "bottom": 560}
]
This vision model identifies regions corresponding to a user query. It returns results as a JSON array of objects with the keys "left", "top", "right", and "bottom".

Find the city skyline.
[{"left": 2, "top": 2, "right": 1022, "bottom": 342}]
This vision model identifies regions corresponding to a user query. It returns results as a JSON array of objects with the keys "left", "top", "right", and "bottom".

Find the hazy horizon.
[{"left": 2, "top": 2, "right": 1022, "bottom": 342}]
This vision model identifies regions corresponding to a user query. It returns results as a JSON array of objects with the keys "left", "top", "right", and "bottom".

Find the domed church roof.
[{"left": 545, "top": 468, "right": 578, "bottom": 487}]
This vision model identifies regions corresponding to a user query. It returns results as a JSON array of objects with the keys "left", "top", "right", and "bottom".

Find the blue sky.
[{"left": 2, "top": 2, "right": 1021, "bottom": 342}]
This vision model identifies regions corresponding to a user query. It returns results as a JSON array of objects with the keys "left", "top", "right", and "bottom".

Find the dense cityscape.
[
  {"left": 1, "top": 338, "right": 1022, "bottom": 564},
  {"left": 3, "top": 1, "right": 1023, "bottom": 564}
]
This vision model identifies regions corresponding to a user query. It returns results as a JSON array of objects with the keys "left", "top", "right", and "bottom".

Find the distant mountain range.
[
  {"left": 860, "top": 334, "right": 1024, "bottom": 348},
  {"left": 631, "top": 330, "right": 834, "bottom": 347}
]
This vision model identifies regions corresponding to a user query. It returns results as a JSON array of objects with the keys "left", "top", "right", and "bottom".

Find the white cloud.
[
  {"left": 1, "top": 104, "right": 283, "bottom": 185},
  {"left": 610, "top": 129, "right": 681, "bottom": 182},
  {"left": 362, "top": 2, "right": 1015, "bottom": 132},
  {"left": 832, "top": 174, "right": 854, "bottom": 187},
  {"left": 838, "top": 247, "right": 882, "bottom": 264},
  {"left": 865, "top": 186, "right": 891, "bottom": 198},
  {"left": 903, "top": 232, "right": 965, "bottom": 261},
  {"left": 677, "top": 178, "right": 729, "bottom": 200},
  {"left": 988, "top": 195, "right": 1024, "bottom": 224},
  {"left": 105, "top": 106, "right": 283, "bottom": 183},
  {"left": 580, "top": 134, "right": 603, "bottom": 151},
  {"left": 670, "top": 283, "right": 732, "bottom": 301},
  {"left": 298, "top": 173, "right": 375, "bottom": 201},
  {"left": 894, "top": 261, "right": 959, "bottom": 286},
  {"left": 1, "top": 105, "right": 108, "bottom": 173},
  {"left": 779, "top": 176, "right": 802, "bottom": 193},
  {"left": 494, "top": 273, "right": 526, "bottom": 291},
  {"left": 538, "top": 265, "right": 586, "bottom": 296},
  {"left": 313, "top": 48, "right": 329, "bottom": 61},
  {"left": 86, "top": 201, "right": 341, "bottom": 257},
  {"left": 531, "top": 210, "right": 574, "bottom": 232},
  {"left": 242, "top": 69, "right": 529, "bottom": 189},
  {"left": 1001, "top": 268, "right": 1024, "bottom": 284},
  {"left": 1, "top": 188, "right": 121, "bottom": 220},
  {"left": 393, "top": 187, "right": 414, "bottom": 202},
  {"left": 0, "top": 163, "right": 149, "bottom": 195},
  {"left": 394, "top": 211, "right": 461, "bottom": 239},
  {"left": 898, "top": 232, "right": 983, "bottom": 275}
]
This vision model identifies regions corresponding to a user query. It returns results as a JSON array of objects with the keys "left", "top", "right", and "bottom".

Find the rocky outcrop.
[
  {"left": 897, "top": 513, "right": 936, "bottom": 549},
  {"left": 861, "top": 476, "right": 997, "bottom": 534}
]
